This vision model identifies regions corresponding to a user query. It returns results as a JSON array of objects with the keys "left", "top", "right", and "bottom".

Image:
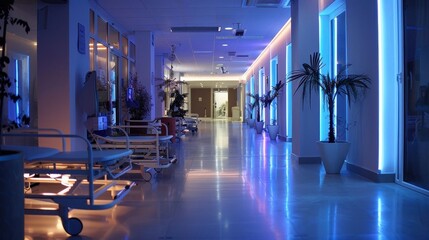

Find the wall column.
[
  {"left": 37, "top": 1, "right": 90, "bottom": 150},
  {"left": 134, "top": 31, "right": 155, "bottom": 120},
  {"left": 154, "top": 54, "right": 165, "bottom": 117},
  {"left": 290, "top": 0, "right": 321, "bottom": 163}
]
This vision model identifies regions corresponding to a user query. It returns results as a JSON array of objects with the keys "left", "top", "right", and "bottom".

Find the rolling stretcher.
[
  {"left": 90, "top": 123, "right": 177, "bottom": 181},
  {"left": 2, "top": 128, "right": 135, "bottom": 236}
]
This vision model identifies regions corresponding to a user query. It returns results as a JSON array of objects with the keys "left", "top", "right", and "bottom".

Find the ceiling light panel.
[{"left": 170, "top": 26, "right": 221, "bottom": 32}]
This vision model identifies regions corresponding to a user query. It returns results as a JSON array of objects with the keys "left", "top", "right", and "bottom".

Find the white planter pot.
[
  {"left": 255, "top": 121, "right": 264, "bottom": 134},
  {"left": 248, "top": 119, "right": 256, "bottom": 128},
  {"left": 317, "top": 141, "right": 351, "bottom": 174},
  {"left": 266, "top": 125, "right": 279, "bottom": 140}
]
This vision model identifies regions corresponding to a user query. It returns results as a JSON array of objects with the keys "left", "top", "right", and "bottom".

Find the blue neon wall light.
[
  {"left": 377, "top": 0, "right": 399, "bottom": 173},
  {"left": 286, "top": 44, "right": 292, "bottom": 138},
  {"left": 270, "top": 57, "right": 278, "bottom": 124}
]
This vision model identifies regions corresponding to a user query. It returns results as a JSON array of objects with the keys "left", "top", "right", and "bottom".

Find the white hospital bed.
[
  {"left": 90, "top": 123, "right": 177, "bottom": 181},
  {"left": 2, "top": 128, "right": 135, "bottom": 236}
]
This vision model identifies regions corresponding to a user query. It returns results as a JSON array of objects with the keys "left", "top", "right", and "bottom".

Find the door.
[
  {"left": 403, "top": 0, "right": 429, "bottom": 191},
  {"left": 214, "top": 91, "right": 228, "bottom": 119}
]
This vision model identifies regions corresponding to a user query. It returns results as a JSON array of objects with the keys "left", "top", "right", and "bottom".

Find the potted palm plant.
[
  {"left": 246, "top": 102, "right": 256, "bottom": 127},
  {"left": 124, "top": 73, "right": 152, "bottom": 135},
  {"left": 261, "top": 80, "right": 285, "bottom": 140},
  {"left": 247, "top": 93, "right": 263, "bottom": 134},
  {"left": 0, "top": 1, "right": 30, "bottom": 239},
  {"left": 288, "top": 52, "right": 371, "bottom": 173}
]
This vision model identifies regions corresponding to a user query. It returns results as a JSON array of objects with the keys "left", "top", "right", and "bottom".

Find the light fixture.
[
  {"left": 219, "top": 56, "right": 224, "bottom": 59},
  {"left": 170, "top": 26, "right": 221, "bottom": 32},
  {"left": 224, "top": 27, "right": 233, "bottom": 30},
  {"left": 61, "top": 174, "right": 72, "bottom": 187},
  {"left": 47, "top": 173, "right": 61, "bottom": 179},
  {"left": 222, "top": 44, "right": 228, "bottom": 47}
]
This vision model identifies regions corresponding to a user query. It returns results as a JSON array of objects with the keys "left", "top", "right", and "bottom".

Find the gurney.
[
  {"left": 90, "top": 123, "right": 177, "bottom": 181},
  {"left": 2, "top": 128, "right": 135, "bottom": 236}
]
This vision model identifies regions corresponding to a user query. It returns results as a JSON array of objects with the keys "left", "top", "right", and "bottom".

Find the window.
[
  {"left": 97, "top": 16, "right": 108, "bottom": 43},
  {"left": 108, "top": 24, "right": 119, "bottom": 49},
  {"left": 270, "top": 57, "right": 278, "bottom": 125},
  {"left": 319, "top": 1, "right": 347, "bottom": 141},
  {"left": 121, "top": 35, "right": 128, "bottom": 56},
  {"left": 7, "top": 54, "right": 30, "bottom": 125}
]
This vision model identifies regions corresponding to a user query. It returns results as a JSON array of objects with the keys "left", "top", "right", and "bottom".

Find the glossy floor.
[{"left": 25, "top": 120, "right": 429, "bottom": 240}]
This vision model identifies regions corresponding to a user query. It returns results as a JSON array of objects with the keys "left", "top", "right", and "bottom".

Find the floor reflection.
[{"left": 24, "top": 120, "right": 429, "bottom": 239}]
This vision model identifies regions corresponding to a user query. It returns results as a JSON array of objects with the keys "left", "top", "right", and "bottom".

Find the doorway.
[
  {"left": 403, "top": 0, "right": 429, "bottom": 191},
  {"left": 214, "top": 91, "right": 228, "bottom": 119}
]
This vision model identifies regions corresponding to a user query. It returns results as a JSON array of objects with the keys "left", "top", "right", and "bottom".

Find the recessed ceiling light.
[
  {"left": 222, "top": 44, "right": 228, "bottom": 47},
  {"left": 219, "top": 56, "right": 224, "bottom": 59},
  {"left": 224, "top": 27, "right": 233, "bottom": 31}
]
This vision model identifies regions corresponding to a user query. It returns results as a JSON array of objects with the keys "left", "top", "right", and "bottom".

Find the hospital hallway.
[{"left": 24, "top": 120, "right": 429, "bottom": 240}]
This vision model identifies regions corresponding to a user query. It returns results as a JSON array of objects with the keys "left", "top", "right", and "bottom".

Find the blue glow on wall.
[
  {"left": 286, "top": 44, "right": 292, "bottom": 138},
  {"left": 270, "top": 57, "right": 278, "bottom": 125},
  {"left": 377, "top": 0, "right": 399, "bottom": 173},
  {"left": 259, "top": 68, "right": 265, "bottom": 122}
]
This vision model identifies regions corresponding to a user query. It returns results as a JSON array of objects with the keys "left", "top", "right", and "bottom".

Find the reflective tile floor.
[{"left": 25, "top": 120, "right": 429, "bottom": 240}]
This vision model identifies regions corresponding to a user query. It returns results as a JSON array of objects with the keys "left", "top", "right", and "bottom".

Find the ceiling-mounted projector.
[
  {"left": 233, "top": 28, "right": 246, "bottom": 36},
  {"left": 231, "top": 23, "right": 246, "bottom": 37}
]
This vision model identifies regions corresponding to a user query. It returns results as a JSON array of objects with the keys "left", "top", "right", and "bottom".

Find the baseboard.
[
  {"left": 278, "top": 135, "right": 292, "bottom": 142},
  {"left": 291, "top": 153, "right": 321, "bottom": 164},
  {"left": 346, "top": 162, "right": 395, "bottom": 183}
]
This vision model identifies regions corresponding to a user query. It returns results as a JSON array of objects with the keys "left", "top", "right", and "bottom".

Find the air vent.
[
  {"left": 41, "top": 0, "right": 67, "bottom": 3},
  {"left": 228, "top": 51, "right": 236, "bottom": 57},
  {"left": 171, "top": 26, "right": 221, "bottom": 32},
  {"left": 242, "top": 0, "right": 290, "bottom": 8}
]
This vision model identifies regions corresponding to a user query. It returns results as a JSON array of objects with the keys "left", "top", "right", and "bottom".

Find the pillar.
[
  {"left": 134, "top": 31, "right": 155, "bottom": 120},
  {"left": 290, "top": 0, "right": 321, "bottom": 163}
]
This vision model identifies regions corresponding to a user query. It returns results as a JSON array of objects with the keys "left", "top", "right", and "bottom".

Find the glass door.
[
  {"left": 109, "top": 53, "right": 119, "bottom": 125},
  {"left": 331, "top": 11, "right": 347, "bottom": 141},
  {"left": 214, "top": 91, "right": 228, "bottom": 119},
  {"left": 403, "top": 0, "right": 429, "bottom": 190}
]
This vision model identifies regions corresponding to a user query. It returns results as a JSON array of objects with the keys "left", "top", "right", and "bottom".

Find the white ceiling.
[
  {"left": 14, "top": 0, "right": 291, "bottom": 88},
  {"left": 96, "top": 0, "right": 291, "bottom": 88}
]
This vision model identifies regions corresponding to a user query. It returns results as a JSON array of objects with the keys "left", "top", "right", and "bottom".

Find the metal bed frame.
[
  {"left": 90, "top": 123, "right": 177, "bottom": 181},
  {"left": 2, "top": 128, "right": 135, "bottom": 236}
]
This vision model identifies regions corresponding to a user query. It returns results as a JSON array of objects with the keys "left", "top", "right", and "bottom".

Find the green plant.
[
  {"left": 126, "top": 73, "right": 152, "bottom": 120},
  {"left": 246, "top": 102, "right": 255, "bottom": 119},
  {"left": 0, "top": 0, "right": 30, "bottom": 136},
  {"left": 261, "top": 80, "right": 285, "bottom": 125},
  {"left": 247, "top": 93, "right": 262, "bottom": 122},
  {"left": 168, "top": 89, "right": 188, "bottom": 118},
  {"left": 287, "top": 52, "right": 371, "bottom": 143}
]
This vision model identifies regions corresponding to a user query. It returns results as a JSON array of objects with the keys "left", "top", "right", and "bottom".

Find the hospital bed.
[
  {"left": 2, "top": 128, "right": 135, "bottom": 236},
  {"left": 90, "top": 123, "right": 177, "bottom": 181},
  {"left": 184, "top": 114, "right": 199, "bottom": 133}
]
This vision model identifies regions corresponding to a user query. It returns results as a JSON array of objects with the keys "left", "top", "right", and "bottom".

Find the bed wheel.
[
  {"left": 64, "top": 217, "right": 83, "bottom": 236},
  {"left": 143, "top": 171, "right": 152, "bottom": 182}
]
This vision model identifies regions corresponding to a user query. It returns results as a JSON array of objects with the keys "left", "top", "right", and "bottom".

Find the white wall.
[
  {"left": 134, "top": 31, "right": 155, "bottom": 120},
  {"left": 243, "top": 21, "right": 291, "bottom": 138},
  {"left": 346, "top": 0, "right": 380, "bottom": 173},
  {"left": 37, "top": 1, "right": 90, "bottom": 150},
  {"left": 290, "top": 0, "right": 320, "bottom": 161}
]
